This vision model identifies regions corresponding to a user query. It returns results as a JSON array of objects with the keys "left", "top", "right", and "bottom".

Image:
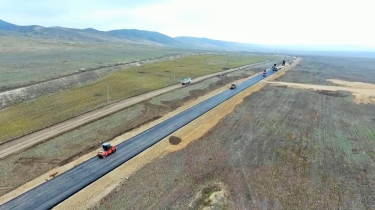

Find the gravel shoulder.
[{"left": 91, "top": 56, "right": 375, "bottom": 209}]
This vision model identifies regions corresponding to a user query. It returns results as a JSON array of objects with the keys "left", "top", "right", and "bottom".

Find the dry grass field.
[
  {"left": 0, "top": 54, "right": 275, "bottom": 143},
  {"left": 0, "top": 34, "right": 189, "bottom": 90}
]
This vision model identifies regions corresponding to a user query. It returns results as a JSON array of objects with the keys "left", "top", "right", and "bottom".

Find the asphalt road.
[
  {"left": 0, "top": 60, "right": 273, "bottom": 160},
  {"left": 0, "top": 69, "right": 280, "bottom": 210}
]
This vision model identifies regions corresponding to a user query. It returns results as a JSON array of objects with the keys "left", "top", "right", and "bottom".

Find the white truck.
[{"left": 181, "top": 78, "right": 192, "bottom": 85}]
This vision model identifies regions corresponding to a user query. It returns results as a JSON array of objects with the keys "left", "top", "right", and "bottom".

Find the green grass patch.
[
  {"left": 0, "top": 33, "right": 196, "bottom": 90},
  {"left": 0, "top": 54, "right": 275, "bottom": 143}
]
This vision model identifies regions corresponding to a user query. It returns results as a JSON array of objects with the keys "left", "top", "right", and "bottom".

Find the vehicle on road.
[
  {"left": 263, "top": 70, "right": 267, "bottom": 77},
  {"left": 98, "top": 142, "right": 116, "bottom": 158},
  {"left": 181, "top": 78, "right": 192, "bottom": 85},
  {"left": 230, "top": 83, "right": 237, "bottom": 89},
  {"left": 272, "top": 64, "right": 278, "bottom": 71}
]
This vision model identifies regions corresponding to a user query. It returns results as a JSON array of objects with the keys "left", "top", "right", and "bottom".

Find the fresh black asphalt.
[{"left": 0, "top": 69, "right": 279, "bottom": 210}]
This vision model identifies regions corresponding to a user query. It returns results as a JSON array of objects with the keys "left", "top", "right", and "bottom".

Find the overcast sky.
[{"left": 0, "top": 0, "right": 374, "bottom": 47}]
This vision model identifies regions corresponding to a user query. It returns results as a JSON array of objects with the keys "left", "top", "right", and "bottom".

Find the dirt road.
[
  {"left": 0, "top": 61, "right": 271, "bottom": 159},
  {"left": 266, "top": 79, "right": 375, "bottom": 104}
]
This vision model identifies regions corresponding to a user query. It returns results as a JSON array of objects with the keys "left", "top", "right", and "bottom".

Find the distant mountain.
[
  {"left": 175, "top": 36, "right": 225, "bottom": 49},
  {"left": 263, "top": 44, "right": 375, "bottom": 52},
  {"left": 107, "top": 29, "right": 182, "bottom": 46},
  {"left": 0, "top": 19, "right": 37, "bottom": 32},
  {"left": 0, "top": 19, "right": 182, "bottom": 46},
  {"left": 0, "top": 19, "right": 263, "bottom": 50},
  {"left": 175, "top": 36, "right": 264, "bottom": 51},
  {"left": 1, "top": 19, "right": 374, "bottom": 53},
  {"left": 0, "top": 19, "right": 18, "bottom": 30}
]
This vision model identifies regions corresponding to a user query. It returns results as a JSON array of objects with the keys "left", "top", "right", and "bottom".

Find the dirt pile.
[{"left": 189, "top": 182, "right": 229, "bottom": 209}]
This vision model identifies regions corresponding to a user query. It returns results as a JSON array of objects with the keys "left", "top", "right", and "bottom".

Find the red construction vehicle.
[
  {"left": 98, "top": 142, "right": 116, "bottom": 158},
  {"left": 230, "top": 83, "right": 237, "bottom": 89}
]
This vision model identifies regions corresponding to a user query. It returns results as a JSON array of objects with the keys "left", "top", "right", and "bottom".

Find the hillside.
[
  {"left": 2, "top": 19, "right": 373, "bottom": 54},
  {"left": 107, "top": 29, "right": 183, "bottom": 46},
  {"left": 0, "top": 19, "right": 259, "bottom": 50},
  {"left": 175, "top": 36, "right": 264, "bottom": 51},
  {"left": 0, "top": 19, "right": 19, "bottom": 30}
]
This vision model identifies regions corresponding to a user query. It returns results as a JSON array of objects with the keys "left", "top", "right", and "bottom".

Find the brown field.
[{"left": 93, "top": 55, "right": 375, "bottom": 209}]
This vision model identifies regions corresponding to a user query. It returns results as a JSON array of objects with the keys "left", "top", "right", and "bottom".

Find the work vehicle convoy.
[
  {"left": 97, "top": 65, "right": 283, "bottom": 157},
  {"left": 98, "top": 142, "right": 116, "bottom": 158}
]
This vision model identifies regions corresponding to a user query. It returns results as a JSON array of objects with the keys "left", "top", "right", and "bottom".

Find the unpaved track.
[
  {"left": 267, "top": 79, "right": 375, "bottom": 104},
  {"left": 0, "top": 61, "right": 271, "bottom": 159}
]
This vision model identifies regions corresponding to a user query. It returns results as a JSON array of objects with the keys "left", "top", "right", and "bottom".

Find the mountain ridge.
[
  {"left": 1, "top": 19, "right": 375, "bottom": 52},
  {"left": 0, "top": 19, "right": 264, "bottom": 50}
]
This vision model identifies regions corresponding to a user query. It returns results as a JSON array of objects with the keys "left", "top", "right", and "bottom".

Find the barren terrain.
[
  {"left": 0, "top": 60, "right": 280, "bottom": 198},
  {"left": 92, "top": 56, "right": 375, "bottom": 209},
  {"left": 267, "top": 79, "right": 375, "bottom": 105}
]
